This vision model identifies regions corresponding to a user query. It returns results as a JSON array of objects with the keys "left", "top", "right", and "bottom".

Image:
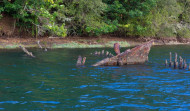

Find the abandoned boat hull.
[{"left": 92, "top": 40, "right": 154, "bottom": 66}]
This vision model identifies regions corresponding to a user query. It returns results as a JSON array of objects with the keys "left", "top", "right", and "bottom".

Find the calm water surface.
[{"left": 0, "top": 45, "right": 189, "bottom": 110}]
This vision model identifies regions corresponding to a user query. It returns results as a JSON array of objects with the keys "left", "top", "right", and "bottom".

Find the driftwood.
[
  {"left": 37, "top": 41, "right": 43, "bottom": 49},
  {"left": 19, "top": 46, "right": 35, "bottom": 58},
  {"left": 37, "top": 40, "right": 47, "bottom": 51},
  {"left": 92, "top": 40, "right": 154, "bottom": 66}
]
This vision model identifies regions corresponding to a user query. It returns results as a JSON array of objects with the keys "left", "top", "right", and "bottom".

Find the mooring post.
[
  {"left": 165, "top": 59, "right": 168, "bottom": 67},
  {"left": 183, "top": 59, "right": 187, "bottom": 69},
  {"left": 169, "top": 52, "right": 172, "bottom": 67},
  {"left": 174, "top": 53, "right": 178, "bottom": 69}
]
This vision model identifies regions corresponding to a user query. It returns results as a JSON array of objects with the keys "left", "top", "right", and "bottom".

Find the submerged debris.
[{"left": 19, "top": 46, "right": 35, "bottom": 58}]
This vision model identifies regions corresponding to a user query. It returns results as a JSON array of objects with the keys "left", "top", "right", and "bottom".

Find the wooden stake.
[
  {"left": 183, "top": 59, "right": 187, "bottom": 69},
  {"left": 106, "top": 51, "right": 109, "bottom": 56},
  {"left": 94, "top": 51, "right": 98, "bottom": 55},
  {"left": 102, "top": 50, "right": 104, "bottom": 55},
  {"left": 179, "top": 56, "right": 183, "bottom": 69},
  {"left": 170, "top": 61, "right": 174, "bottom": 67},
  {"left": 82, "top": 57, "right": 86, "bottom": 65},
  {"left": 174, "top": 53, "right": 178, "bottom": 69},
  {"left": 170, "top": 52, "right": 172, "bottom": 62},
  {"left": 175, "top": 53, "right": 178, "bottom": 63},
  {"left": 76, "top": 55, "right": 82, "bottom": 66},
  {"left": 165, "top": 59, "right": 168, "bottom": 67},
  {"left": 174, "top": 62, "right": 178, "bottom": 69},
  {"left": 98, "top": 51, "right": 101, "bottom": 55},
  {"left": 169, "top": 52, "right": 172, "bottom": 67}
]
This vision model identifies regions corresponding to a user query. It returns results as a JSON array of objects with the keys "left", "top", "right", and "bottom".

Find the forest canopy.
[{"left": 0, "top": 0, "right": 190, "bottom": 38}]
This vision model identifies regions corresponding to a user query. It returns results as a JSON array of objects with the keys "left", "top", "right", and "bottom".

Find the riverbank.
[{"left": 0, "top": 36, "right": 190, "bottom": 49}]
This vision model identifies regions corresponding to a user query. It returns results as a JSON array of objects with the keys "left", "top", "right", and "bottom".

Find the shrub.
[{"left": 177, "top": 28, "right": 190, "bottom": 38}]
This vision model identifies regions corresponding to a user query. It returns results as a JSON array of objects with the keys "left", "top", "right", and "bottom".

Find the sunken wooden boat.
[{"left": 92, "top": 40, "right": 154, "bottom": 66}]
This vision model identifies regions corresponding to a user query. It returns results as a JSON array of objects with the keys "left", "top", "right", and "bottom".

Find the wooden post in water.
[
  {"left": 82, "top": 57, "right": 86, "bottom": 65},
  {"left": 76, "top": 55, "right": 82, "bottom": 66},
  {"left": 183, "top": 59, "right": 187, "bottom": 69},
  {"left": 174, "top": 53, "right": 178, "bottom": 69},
  {"left": 19, "top": 46, "right": 35, "bottom": 58},
  {"left": 169, "top": 52, "right": 173, "bottom": 67},
  {"left": 102, "top": 50, "right": 104, "bottom": 55},
  {"left": 165, "top": 59, "right": 168, "bottom": 67},
  {"left": 106, "top": 51, "right": 109, "bottom": 56},
  {"left": 94, "top": 51, "right": 98, "bottom": 55},
  {"left": 179, "top": 56, "right": 183, "bottom": 69},
  {"left": 97, "top": 51, "right": 101, "bottom": 56}
]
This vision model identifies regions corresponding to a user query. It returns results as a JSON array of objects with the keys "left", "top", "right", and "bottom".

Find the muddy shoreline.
[{"left": 0, "top": 36, "right": 190, "bottom": 49}]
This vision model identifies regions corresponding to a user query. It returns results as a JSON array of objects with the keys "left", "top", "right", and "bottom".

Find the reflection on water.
[{"left": 0, "top": 45, "right": 190, "bottom": 110}]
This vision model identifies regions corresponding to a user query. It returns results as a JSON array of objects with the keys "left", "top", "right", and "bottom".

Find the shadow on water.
[{"left": 0, "top": 45, "right": 189, "bottom": 110}]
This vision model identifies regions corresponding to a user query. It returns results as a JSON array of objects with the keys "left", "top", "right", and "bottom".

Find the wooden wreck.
[{"left": 92, "top": 40, "right": 154, "bottom": 66}]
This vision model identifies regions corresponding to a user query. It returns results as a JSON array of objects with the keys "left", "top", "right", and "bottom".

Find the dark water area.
[{"left": 0, "top": 45, "right": 189, "bottom": 110}]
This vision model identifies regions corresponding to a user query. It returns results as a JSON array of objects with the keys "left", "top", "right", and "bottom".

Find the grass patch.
[
  {"left": 105, "top": 41, "right": 130, "bottom": 47},
  {"left": 52, "top": 41, "right": 130, "bottom": 48},
  {"left": 52, "top": 42, "right": 103, "bottom": 48},
  {"left": 0, "top": 41, "right": 130, "bottom": 49},
  {"left": 4, "top": 44, "right": 20, "bottom": 49}
]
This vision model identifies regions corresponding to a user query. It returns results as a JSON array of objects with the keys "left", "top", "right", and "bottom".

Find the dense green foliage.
[{"left": 0, "top": 0, "right": 190, "bottom": 38}]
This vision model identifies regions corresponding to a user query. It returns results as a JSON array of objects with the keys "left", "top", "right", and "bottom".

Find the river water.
[{"left": 0, "top": 45, "right": 189, "bottom": 110}]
